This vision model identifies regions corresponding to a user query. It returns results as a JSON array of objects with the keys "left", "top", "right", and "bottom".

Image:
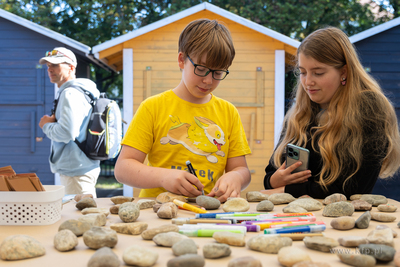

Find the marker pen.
[
  {"left": 173, "top": 199, "right": 207, "bottom": 214},
  {"left": 269, "top": 221, "right": 325, "bottom": 229},
  {"left": 172, "top": 218, "right": 232, "bottom": 225},
  {"left": 244, "top": 218, "right": 311, "bottom": 224},
  {"left": 264, "top": 225, "right": 326, "bottom": 234},
  {"left": 179, "top": 229, "right": 244, "bottom": 237},
  {"left": 179, "top": 224, "right": 247, "bottom": 234},
  {"left": 186, "top": 160, "right": 204, "bottom": 195},
  {"left": 195, "top": 212, "right": 235, "bottom": 219}
]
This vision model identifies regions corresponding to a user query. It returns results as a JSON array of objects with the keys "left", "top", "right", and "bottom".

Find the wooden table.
[{"left": 0, "top": 197, "right": 399, "bottom": 266}]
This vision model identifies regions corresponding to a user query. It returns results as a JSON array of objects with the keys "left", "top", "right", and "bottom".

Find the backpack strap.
[{"left": 66, "top": 85, "right": 98, "bottom": 153}]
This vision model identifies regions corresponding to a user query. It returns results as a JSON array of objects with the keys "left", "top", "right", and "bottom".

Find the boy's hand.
[
  {"left": 207, "top": 171, "right": 242, "bottom": 203},
  {"left": 160, "top": 170, "right": 204, "bottom": 197},
  {"left": 269, "top": 161, "right": 311, "bottom": 188}
]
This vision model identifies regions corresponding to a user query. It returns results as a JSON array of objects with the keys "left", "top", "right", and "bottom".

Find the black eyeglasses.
[{"left": 187, "top": 56, "right": 229, "bottom": 80}]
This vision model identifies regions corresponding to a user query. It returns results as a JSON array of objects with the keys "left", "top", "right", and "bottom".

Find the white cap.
[{"left": 39, "top": 47, "right": 77, "bottom": 67}]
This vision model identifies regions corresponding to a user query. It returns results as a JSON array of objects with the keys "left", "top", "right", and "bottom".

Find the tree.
[{"left": 1, "top": 0, "right": 397, "bottom": 96}]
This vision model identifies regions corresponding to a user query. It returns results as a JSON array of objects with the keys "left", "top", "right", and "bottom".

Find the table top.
[{"left": 0, "top": 197, "right": 399, "bottom": 267}]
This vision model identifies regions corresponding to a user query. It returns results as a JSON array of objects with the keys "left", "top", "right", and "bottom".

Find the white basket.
[{"left": 0, "top": 185, "right": 65, "bottom": 225}]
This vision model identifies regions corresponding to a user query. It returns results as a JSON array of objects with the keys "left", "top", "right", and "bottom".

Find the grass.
[{"left": 96, "top": 176, "right": 123, "bottom": 189}]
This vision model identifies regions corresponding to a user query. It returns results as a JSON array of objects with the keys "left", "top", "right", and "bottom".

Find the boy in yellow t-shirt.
[{"left": 115, "top": 19, "right": 251, "bottom": 202}]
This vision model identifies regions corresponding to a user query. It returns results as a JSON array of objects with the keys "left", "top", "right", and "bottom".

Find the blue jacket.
[{"left": 43, "top": 78, "right": 100, "bottom": 176}]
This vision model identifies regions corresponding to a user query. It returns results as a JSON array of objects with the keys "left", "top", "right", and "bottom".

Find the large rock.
[
  {"left": 256, "top": 200, "right": 274, "bottom": 212},
  {"left": 355, "top": 211, "right": 371, "bottom": 229},
  {"left": 322, "top": 201, "right": 354, "bottom": 217},
  {"left": 359, "top": 244, "right": 396, "bottom": 262},
  {"left": 141, "top": 224, "right": 179, "bottom": 240},
  {"left": 152, "top": 232, "right": 189, "bottom": 247},
  {"left": 58, "top": 219, "right": 92, "bottom": 236},
  {"left": 88, "top": 247, "right": 121, "bottom": 267},
  {"left": 247, "top": 235, "right": 292, "bottom": 254},
  {"left": 0, "top": 235, "right": 46, "bottom": 260},
  {"left": 118, "top": 202, "right": 140, "bottom": 223},
  {"left": 196, "top": 195, "right": 221, "bottom": 210},
  {"left": 288, "top": 198, "right": 323, "bottom": 211},
  {"left": 268, "top": 193, "right": 295, "bottom": 205},
  {"left": 172, "top": 238, "right": 198, "bottom": 256},
  {"left": 167, "top": 254, "right": 205, "bottom": 267},
  {"left": 213, "top": 231, "right": 246, "bottom": 247},
  {"left": 303, "top": 236, "right": 339, "bottom": 252},
  {"left": 330, "top": 216, "right": 355, "bottom": 230},
  {"left": 202, "top": 243, "right": 231, "bottom": 259},
  {"left": 157, "top": 202, "right": 178, "bottom": 219},
  {"left": 222, "top": 198, "right": 250, "bottom": 212},
  {"left": 359, "top": 194, "right": 387, "bottom": 206},
  {"left": 123, "top": 245, "right": 158, "bottom": 267},
  {"left": 110, "top": 222, "right": 148, "bottom": 235},
  {"left": 54, "top": 229, "right": 78, "bottom": 252},
  {"left": 83, "top": 227, "right": 118, "bottom": 249},
  {"left": 322, "top": 193, "right": 346, "bottom": 205},
  {"left": 228, "top": 256, "right": 262, "bottom": 267},
  {"left": 156, "top": 192, "right": 187, "bottom": 204},
  {"left": 246, "top": 191, "right": 269, "bottom": 202},
  {"left": 278, "top": 246, "right": 311, "bottom": 267}
]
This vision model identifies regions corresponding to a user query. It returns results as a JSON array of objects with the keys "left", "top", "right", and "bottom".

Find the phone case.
[{"left": 286, "top": 144, "right": 310, "bottom": 173}]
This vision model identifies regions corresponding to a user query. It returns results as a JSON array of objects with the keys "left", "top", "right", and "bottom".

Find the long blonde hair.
[{"left": 273, "top": 27, "right": 400, "bottom": 192}]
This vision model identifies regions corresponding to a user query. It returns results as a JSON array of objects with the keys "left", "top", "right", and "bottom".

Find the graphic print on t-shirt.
[{"left": 160, "top": 115, "right": 225, "bottom": 163}]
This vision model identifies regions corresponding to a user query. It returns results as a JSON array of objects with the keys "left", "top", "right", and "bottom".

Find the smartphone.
[{"left": 286, "top": 143, "right": 310, "bottom": 173}]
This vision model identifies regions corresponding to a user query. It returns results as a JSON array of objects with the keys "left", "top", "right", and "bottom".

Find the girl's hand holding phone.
[{"left": 269, "top": 161, "right": 312, "bottom": 188}]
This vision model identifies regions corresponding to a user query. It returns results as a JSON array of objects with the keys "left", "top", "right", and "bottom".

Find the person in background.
[
  {"left": 262, "top": 27, "right": 400, "bottom": 199},
  {"left": 39, "top": 47, "right": 101, "bottom": 197},
  {"left": 115, "top": 19, "right": 251, "bottom": 202}
]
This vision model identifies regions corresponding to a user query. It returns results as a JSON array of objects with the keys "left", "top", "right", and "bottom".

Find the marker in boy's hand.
[{"left": 186, "top": 160, "right": 204, "bottom": 195}]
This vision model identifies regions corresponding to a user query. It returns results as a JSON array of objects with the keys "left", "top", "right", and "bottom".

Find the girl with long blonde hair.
[{"left": 262, "top": 27, "right": 400, "bottom": 198}]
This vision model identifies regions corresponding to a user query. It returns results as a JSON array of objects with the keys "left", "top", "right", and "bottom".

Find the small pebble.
[
  {"left": 246, "top": 191, "right": 269, "bottom": 202},
  {"left": 74, "top": 194, "right": 93, "bottom": 202},
  {"left": 141, "top": 224, "right": 179, "bottom": 240},
  {"left": 337, "top": 254, "right": 376, "bottom": 267},
  {"left": 355, "top": 211, "right": 371, "bottom": 229},
  {"left": 351, "top": 200, "right": 372, "bottom": 211},
  {"left": 268, "top": 193, "right": 295, "bottom": 205},
  {"left": 88, "top": 247, "right": 121, "bottom": 267},
  {"left": 278, "top": 246, "right": 311, "bottom": 267},
  {"left": 118, "top": 202, "right": 140, "bottom": 223},
  {"left": 303, "top": 236, "right": 339, "bottom": 252},
  {"left": 172, "top": 239, "right": 197, "bottom": 256},
  {"left": 167, "top": 254, "right": 205, "bottom": 267},
  {"left": 110, "top": 222, "right": 148, "bottom": 235},
  {"left": 283, "top": 205, "right": 308, "bottom": 213},
  {"left": 322, "top": 193, "right": 347, "bottom": 205},
  {"left": 123, "top": 245, "right": 158, "bottom": 267},
  {"left": 213, "top": 231, "right": 246, "bottom": 247},
  {"left": 137, "top": 199, "right": 156, "bottom": 210},
  {"left": 153, "top": 232, "right": 188, "bottom": 247},
  {"left": 157, "top": 202, "right": 178, "bottom": 219},
  {"left": 247, "top": 235, "right": 292, "bottom": 254},
  {"left": 54, "top": 229, "right": 78, "bottom": 252},
  {"left": 110, "top": 196, "right": 134, "bottom": 204},
  {"left": 338, "top": 236, "right": 368, "bottom": 247},
  {"left": 83, "top": 227, "right": 118, "bottom": 249},
  {"left": 330, "top": 216, "right": 355, "bottom": 230},
  {"left": 202, "top": 243, "right": 231, "bottom": 259},
  {"left": 222, "top": 198, "right": 250, "bottom": 212},
  {"left": 76, "top": 197, "right": 97, "bottom": 210},
  {"left": 370, "top": 212, "right": 396, "bottom": 222},
  {"left": 196, "top": 195, "right": 221, "bottom": 210},
  {"left": 377, "top": 203, "right": 397, "bottom": 212},
  {"left": 256, "top": 200, "right": 274, "bottom": 212},
  {"left": 322, "top": 201, "right": 354, "bottom": 217},
  {"left": 228, "top": 256, "right": 262, "bottom": 267}
]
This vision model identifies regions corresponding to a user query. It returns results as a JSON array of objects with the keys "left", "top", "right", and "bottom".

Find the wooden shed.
[
  {"left": 92, "top": 2, "right": 300, "bottom": 197},
  {"left": 350, "top": 18, "right": 400, "bottom": 201},
  {"left": 0, "top": 8, "right": 110, "bottom": 185}
]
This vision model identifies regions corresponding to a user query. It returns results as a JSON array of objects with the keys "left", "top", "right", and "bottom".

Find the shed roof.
[
  {"left": 92, "top": 2, "right": 300, "bottom": 64},
  {"left": 350, "top": 16, "right": 400, "bottom": 43},
  {"left": 0, "top": 8, "right": 114, "bottom": 72}
]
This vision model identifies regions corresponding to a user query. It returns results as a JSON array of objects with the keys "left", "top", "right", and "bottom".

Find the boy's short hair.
[{"left": 179, "top": 19, "right": 235, "bottom": 70}]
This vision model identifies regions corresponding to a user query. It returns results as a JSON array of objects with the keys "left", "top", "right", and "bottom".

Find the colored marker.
[
  {"left": 186, "top": 160, "right": 204, "bottom": 195},
  {"left": 172, "top": 218, "right": 232, "bottom": 225},
  {"left": 179, "top": 224, "right": 247, "bottom": 234},
  {"left": 264, "top": 225, "right": 326, "bottom": 234},
  {"left": 269, "top": 221, "right": 325, "bottom": 229},
  {"left": 179, "top": 229, "right": 243, "bottom": 237},
  {"left": 244, "top": 218, "right": 312, "bottom": 224},
  {"left": 173, "top": 199, "right": 207, "bottom": 214}
]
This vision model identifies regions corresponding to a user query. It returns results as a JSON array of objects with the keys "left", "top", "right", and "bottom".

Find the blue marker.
[
  {"left": 264, "top": 225, "right": 326, "bottom": 234},
  {"left": 195, "top": 212, "right": 235, "bottom": 219}
]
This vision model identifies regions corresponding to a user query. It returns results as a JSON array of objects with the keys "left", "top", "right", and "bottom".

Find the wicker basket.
[{"left": 0, "top": 185, "right": 65, "bottom": 225}]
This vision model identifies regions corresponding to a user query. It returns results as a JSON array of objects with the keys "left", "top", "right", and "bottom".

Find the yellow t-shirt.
[{"left": 122, "top": 90, "right": 251, "bottom": 197}]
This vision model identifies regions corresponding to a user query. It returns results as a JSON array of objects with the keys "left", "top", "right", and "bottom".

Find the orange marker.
[{"left": 173, "top": 199, "right": 207, "bottom": 214}]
